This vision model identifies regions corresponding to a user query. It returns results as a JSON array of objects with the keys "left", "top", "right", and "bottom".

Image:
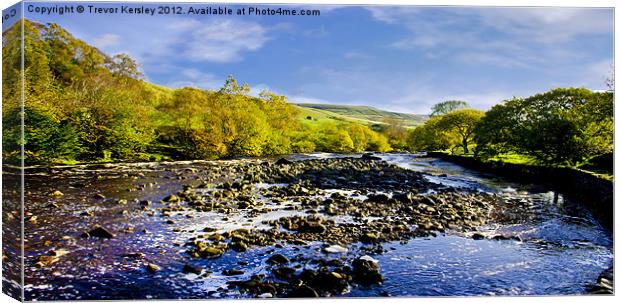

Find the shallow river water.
[{"left": 2, "top": 153, "right": 613, "bottom": 300}]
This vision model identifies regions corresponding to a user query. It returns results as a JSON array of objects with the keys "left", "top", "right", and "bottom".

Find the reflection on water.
[{"left": 6, "top": 153, "right": 613, "bottom": 300}]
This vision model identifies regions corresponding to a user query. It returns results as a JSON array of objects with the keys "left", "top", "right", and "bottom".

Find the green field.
[{"left": 295, "top": 103, "right": 427, "bottom": 128}]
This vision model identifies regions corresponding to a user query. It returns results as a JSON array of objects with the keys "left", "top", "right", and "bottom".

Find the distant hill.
[{"left": 294, "top": 103, "right": 428, "bottom": 128}]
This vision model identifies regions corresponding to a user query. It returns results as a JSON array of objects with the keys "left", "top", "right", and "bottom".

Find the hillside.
[
  {"left": 295, "top": 103, "right": 427, "bottom": 128},
  {"left": 3, "top": 19, "right": 399, "bottom": 164}
]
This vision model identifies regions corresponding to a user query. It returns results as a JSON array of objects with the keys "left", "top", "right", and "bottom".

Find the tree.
[
  {"left": 347, "top": 124, "right": 391, "bottom": 152},
  {"left": 380, "top": 117, "right": 407, "bottom": 150},
  {"left": 475, "top": 88, "right": 613, "bottom": 165},
  {"left": 105, "top": 53, "right": 143, "bottom": 79},
  {"left": 406, "top": 116, "right": 456, "bottom": 152},
  {"left": 430, "top": 100, "right": 469, "bottom": 117},
  {"left": 437, "top": 109, "right": 484, "bottom": 154}
]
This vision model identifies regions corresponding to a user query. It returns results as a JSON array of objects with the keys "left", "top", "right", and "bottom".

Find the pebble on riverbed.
[{"left": 146, "top": 263, "right": 161, "bottom": 273}]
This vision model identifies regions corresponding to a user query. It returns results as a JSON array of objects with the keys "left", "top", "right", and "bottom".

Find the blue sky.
[{"left": 16, "top": 2, "right": 615, "bottom": 114}]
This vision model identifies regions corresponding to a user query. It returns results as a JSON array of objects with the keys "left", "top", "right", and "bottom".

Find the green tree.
[
  {"left": 406, "top": 116, "right": 456, "bottom": 152},
  {"left": 437, "top": 109, "right": 485, "bottom": 154},
  {"left": 475, "top": 88, "right": 613, "bottom": 165}
]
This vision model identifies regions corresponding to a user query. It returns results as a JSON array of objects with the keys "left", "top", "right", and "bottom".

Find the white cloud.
[
  {"left": 366, "top": 7, "right": 613, "bottom": 69},
  {"left": 470, "top": 7, "right": 612, "bottom": 44},
  {"left": 92, "top": 33, "right": 120, "bottom": 48},
  {"left": 183, "top": 19, "right": 269, "bottom": 63}
]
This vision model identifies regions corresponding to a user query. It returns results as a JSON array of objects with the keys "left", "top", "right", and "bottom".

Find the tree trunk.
[{"left": 462, "top": 138, "right": 469, "bottom": 154}]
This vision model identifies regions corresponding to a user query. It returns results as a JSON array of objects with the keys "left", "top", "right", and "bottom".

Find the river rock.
[
  {"left": 275, "top": 158, "right": 294, "bottom": 165},
  {"left": 361, "top": 153, "right": 382, "bottom": 161},
  {"left": 298, "top": 222, "right": 326, "bottom": 233},
  {"left": 183, "top": 264, "right": 203, "bottom": 275},
  {"left": 287, "top": 285, "right": 319, "bottom": 298},
  {"left": 36, "top": 255, "right": 59, "bottom": 268},
  {"left": 49, "top": 190, "right": 64, "bottom": 197},
  {"left": 323, "top": 245, "right": 348, "bottom": 253},
  {"left": 360, "top": 232, "right": 379, "bottom": 244},
  {"left": 492, "top": 234, "right": 512, "bottom": 241},
  {"left": 222, "top": 269, "right": 244, "bottom": 276},
  {"left": 162, "top": 194, "right": 180, "bottom": 202},
  {"left": 257, "top": 293, "right": 273, "bottom": 298},
  {"left": 267, "top": 253, "right": 290, "bottom": 265},
  {"left": 589, "top": 266, "right": 614, "bottom": 294},
  {"left": 124, "top": 252, "right": 145, "bottom": 259},
  {"left": 272, "top": 266, "right": 296, "bottom": 280},
  {"left": 229, "top": 241, "right": 248, "bottom": 252},
  {"left": 472, "top": 233, "right": 485, "bottom": 240},
  {"left": 352, "top": 256, "right": 383, "bottom": 285},
  {"left": 146, "top": 263, "right": 161, "bottom": 273},
  {"left": 82, "top": 226, "right": 115, "bottom": 239}
]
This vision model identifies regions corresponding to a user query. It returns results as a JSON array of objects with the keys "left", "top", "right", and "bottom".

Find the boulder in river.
[
  {"left": 266, "top": 253, "right": 290, "bottom": 265},
  {"left": 162, "top": 194, "right": 180, "bottom": 202},
  {"left": 287, "top": 285, "right": 319, "bottom": 298},
  {"left": 298, "top": 221, "right": 326, "bottom": 233},
  {"left": 361, "top": 153, "right": 382, "bottom": 161},
  {"left": 82, "top": 226, "right": 115, "bottom": 239},
  {"left": 146, "top": 263, "right": 161, "bottom": 273},
  {"left": 471, "top": 233, "right": 485, "bottom": 240},
  {"left": 48, "top": 190, "right": 64, "bottom": 198},
  {"left": 222, "top": 269, "right": 244, "bottom": 276},
  {"left": 352, "top": 256, "right": 383, "bottom": 286},
  {"left": 275, "top": 158, "right": 294, "bottom": 165},
  {"left": 183, "top": 264, "right": 203, "bottom": 275},
  {"left": 360, "top": 232, "right": 379, "bottom": 244}
]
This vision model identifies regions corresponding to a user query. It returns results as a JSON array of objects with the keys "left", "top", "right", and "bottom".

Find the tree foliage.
[
  {"left": 475, "top": 88, "right": 613, "bottom": 165},
  {"left": 437, "top": 109, "right": 484, "bottom": 154},
  {"left": 0, "top": 20, "right": 395, "bottom": 164},
  {"left": 406, "top": 109, "right": 483, "bottom": 154}
]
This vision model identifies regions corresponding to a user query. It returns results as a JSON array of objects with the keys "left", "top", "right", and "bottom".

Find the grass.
[
  {"left": 295, "top": 105, "right": 359, "bottom": 127},
  {"left": 438, "top": 150, "right": 614, "bottom": 181},
  {"left": 295, "top": 103, "right": 427, "bottom": 128}
]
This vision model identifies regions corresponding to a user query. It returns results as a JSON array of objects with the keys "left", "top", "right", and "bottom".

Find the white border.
[{"left": 0, "top": 1, "right": 617, "bottom": 303}]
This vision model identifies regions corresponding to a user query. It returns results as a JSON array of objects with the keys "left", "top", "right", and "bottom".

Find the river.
[{"left": 2, "top": 153, "right": 613, "bottom": 300}]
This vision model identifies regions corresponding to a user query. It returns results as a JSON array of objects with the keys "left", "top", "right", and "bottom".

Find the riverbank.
[{"left": 426, "top": 152, "right": 614, "bottom": 231}]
